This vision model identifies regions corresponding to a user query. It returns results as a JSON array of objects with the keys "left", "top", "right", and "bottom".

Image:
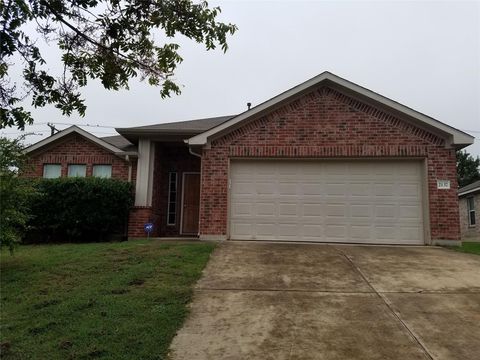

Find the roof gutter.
[{"left": 458, "top": 187, "right": 480, "bottom": 197}]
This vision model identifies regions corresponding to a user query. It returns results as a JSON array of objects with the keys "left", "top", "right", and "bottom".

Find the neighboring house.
[
  {"left": 25, "top": 72, "right": 474, "bottom": 245},
  {"left": 458, "top": 180, "right": 480, "bottom": 241},
  {"left": 24, "top": 126, "right": 137, "bottom": 182}
]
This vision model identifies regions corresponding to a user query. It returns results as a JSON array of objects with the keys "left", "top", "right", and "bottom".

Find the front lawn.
[
  {"left": 0, "top": 240, "right": 216, "bottom": 359},
  {"left": 451, "top": 242, "right": 480, "bottom": 255}
]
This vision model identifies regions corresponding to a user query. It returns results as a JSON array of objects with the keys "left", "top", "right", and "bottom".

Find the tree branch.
[{"left": 40, "top": 1, "right": 168, "bottom": 79}]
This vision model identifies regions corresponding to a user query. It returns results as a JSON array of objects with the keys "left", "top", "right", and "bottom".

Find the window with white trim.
[
  {"left": 167, "top": 172, "right": 177, "bottom": 225},
  {"left": 467, "top": 197, "right": 476, "bottom": 226},
  {"left": 68, "top": 164, "right": 86, "bottom": 177},
  {"left": 43, "top": 164, "right": 61, "bottom": 178},
  {"left": 92, "top": 164, "right": 112, "bottom": 178}
]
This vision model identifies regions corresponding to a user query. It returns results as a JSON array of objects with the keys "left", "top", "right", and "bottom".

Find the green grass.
[
  {"left": 0, "top": 239, "right": 216, "bottom": 360},
  {"left": 450, "top": 242, "right": 480, "bottom": 255}
]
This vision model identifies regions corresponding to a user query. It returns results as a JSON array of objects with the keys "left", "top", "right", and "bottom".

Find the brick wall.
[
  {"left": 128, "top": 206, "right": 154, "bottom": 237},
  {"left": 200, "top": 86, "right": 461, "bottom": 242},
  {"left": 459, "top": 194, "right": 480, "bottom": 240},
  {"left": 23, "top": 133, "right": 134, "bottom": 181},
  {"left": 151, "top": 145, "right": 201, "bottom": 237}
]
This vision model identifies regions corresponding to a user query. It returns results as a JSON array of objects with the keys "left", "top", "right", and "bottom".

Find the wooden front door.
[{"left": 181, "top": 173, "right": 200, "bottom": 234}]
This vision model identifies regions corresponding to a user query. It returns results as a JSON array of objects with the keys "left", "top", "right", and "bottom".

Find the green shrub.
[{"left": 26, "top": 177, "right": 133, "bottom": 243}]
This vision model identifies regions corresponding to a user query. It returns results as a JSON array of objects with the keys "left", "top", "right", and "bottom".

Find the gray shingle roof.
[
  {"left": 101, "top": 135, "right": 136, "bottom": 152},
  {"left": 458, "top": 179, "right": 480, "bottom": 196},
  {"left": 116, "top": 115, "right": 234, "bottom": 134}
]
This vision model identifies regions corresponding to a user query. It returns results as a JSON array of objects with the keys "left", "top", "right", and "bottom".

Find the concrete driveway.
[{"left": 169, "top": 242, "right": 480, "bottom": 360}]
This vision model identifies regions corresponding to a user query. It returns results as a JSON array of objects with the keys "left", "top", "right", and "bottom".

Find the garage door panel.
[
  {"left": 231, "top": 202, "right": 252, "bottom": 217},
  {"left": 302, "top": 183, "right": 324, "bottom": 196},
  {"left": 255, "top": 202, "right": 276, "bottom": 216},
  {"left": 278, "top": 203, "right": 298, "bottom": 216},
  {"left": 399, "top": 205, "right": 422, "bottom": 219},
  {"left": 229, "top": 160, "right": 424, "bottom": 244},
  {"left": 350, "top": 182, "right": 373, "bottom": 196},
  {"left": 350, "top": 204, "right": 372, "bottom": 218},
  {"left": 350, "top": 225, "right": 372, "bottom": 240},
  {"left": 325, "top": 204, "right": 346, "bottom": 217}
]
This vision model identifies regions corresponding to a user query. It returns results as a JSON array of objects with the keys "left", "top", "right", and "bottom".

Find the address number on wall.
[{"left": 437, "top": 180, "right": 451, "bottom": 189}]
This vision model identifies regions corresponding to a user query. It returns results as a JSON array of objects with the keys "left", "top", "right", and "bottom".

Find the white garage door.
[{"left": 229, "top": 160, "right": 425, "bottom": 244}]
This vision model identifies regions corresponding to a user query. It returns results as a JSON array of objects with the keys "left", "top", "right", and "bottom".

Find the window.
[
  {"left": 167, "top": 172, "right": 177, "bottom": 225},
  {"left": 93, "top": 165, "right": 112, "bottom": 178},
  {"left": 43, "top": 164, "right": 61, "bottom": 178},
  {"left": 68, "top": 164, "right": 86, "bottom": 177},
  {"left": 467, "top": 197, "right": 476, "bottom": 226}
]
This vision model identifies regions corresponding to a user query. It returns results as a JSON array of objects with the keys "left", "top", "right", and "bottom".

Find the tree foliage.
[
  {"left": 456, "top": 150, "right": 480, "bottom": 188},
  {"left": 1, "top": 0, "right": 237, "bottom": 129},
  {"left": 0, "top": 137, "right": 34, "bottom": 252}
]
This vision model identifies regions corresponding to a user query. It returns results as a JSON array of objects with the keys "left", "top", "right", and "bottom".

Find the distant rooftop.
[
  {"left": 458, "top": 179, "right": 480, "bottom": 196},
  {"left": 101, "top": 135, "right": 136, "bottom": 152},
  {"left": 116, "top": 115, "right": 235, "bottom": 134}
]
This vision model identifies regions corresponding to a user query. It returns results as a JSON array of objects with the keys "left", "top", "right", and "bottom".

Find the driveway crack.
[{"left": 332, "top": 245, "right": 435, "bottom": 360}]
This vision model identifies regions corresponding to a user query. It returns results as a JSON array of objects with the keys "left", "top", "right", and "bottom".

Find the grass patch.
[
  {"left": 449, "top": 242, "right": 480, "bottom": 255},
  {"left": 0, "top": 239, "right": 216, "bottom": 359}
]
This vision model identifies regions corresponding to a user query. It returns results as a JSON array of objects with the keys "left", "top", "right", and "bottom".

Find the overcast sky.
[{"left": 4, "top": 0, "right": 480, "bottom": 155}]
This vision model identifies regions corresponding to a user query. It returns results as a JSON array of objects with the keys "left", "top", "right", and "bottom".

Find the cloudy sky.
[{"left": 4, "top": 0, "right": 480, "bottom": 155}]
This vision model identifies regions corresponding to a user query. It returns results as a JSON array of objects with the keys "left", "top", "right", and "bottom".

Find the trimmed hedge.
[{"left": 26, "top": 177, "right": 133, "bottom": 243}]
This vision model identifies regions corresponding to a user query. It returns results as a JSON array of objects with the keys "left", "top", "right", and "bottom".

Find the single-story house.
[
  {"left": 458, "top": 180, "right": 480, "bottom": 241},
  {"left": 24, "top": 72, "right": 474, "bottom": 245}
]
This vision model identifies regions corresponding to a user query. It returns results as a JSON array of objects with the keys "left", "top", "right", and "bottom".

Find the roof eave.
[
  {"left": 25, "top": 125, "right": 125, "bottom": 155},
  {"left": 458, "top": 187, "right": 480, "bottom": 197}
]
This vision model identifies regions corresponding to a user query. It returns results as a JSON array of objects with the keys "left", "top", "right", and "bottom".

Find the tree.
[
  {"left": 0, "top": 0, "right": 237, "bottom": 129},
  {"left": 0, "top": 137, "right": 34, "bottom": 252},
  {"left": 456, "top": 150, "right": 480, "bottom": 188}
]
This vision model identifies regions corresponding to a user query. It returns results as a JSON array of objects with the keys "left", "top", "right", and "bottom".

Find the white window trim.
[
  {"left": 167, "top": 172, "right": 177, "bottom": 226},
  {"left": 467, "top": 196, "right": 476, "bottom": 227}
]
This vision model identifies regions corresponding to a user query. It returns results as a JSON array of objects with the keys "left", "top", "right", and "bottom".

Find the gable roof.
[
  {"left": 25, "top": 125, "right": 136, "bottom": 156},
  {"left": 187, "top": 72, "right": 474, "bottom": 148},
  {"left": 458, "top": 180, "right": 480, "bottom": 197},
  {"left": 101, "top": 135, "right": 137, "bottom": 152},
  {"left": 116, "top": 115, "right": 234, "bottom": 143}
]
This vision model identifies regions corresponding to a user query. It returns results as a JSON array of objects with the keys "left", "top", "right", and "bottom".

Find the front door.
[{"left": 181, "top": 173, "right": 200, "bottom": 234}]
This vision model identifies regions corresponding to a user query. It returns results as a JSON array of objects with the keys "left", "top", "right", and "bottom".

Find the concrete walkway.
[{"left": 169, "top": 242, "right": 480, "bottom": 360}]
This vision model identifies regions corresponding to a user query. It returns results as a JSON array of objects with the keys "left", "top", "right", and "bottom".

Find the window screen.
[
  {"left": 68, "top": 164, "right": 86, "bottom": 177},
  {"left": 43, "top": 164, "right": 61, "bottom": 178},
  {"left": 92, "top": 165, "right": 112, "bottom": 178}
]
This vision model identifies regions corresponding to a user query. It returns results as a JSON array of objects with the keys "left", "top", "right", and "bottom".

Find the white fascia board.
[
  {"left": 458, "top": 187, "right": 480, "bottom": 197},
  {"left": 188, "top": 72, "right": 474, "bottom": 147},
  {"left": 25, "top": 125, "right": 125, "bottom": 154}
]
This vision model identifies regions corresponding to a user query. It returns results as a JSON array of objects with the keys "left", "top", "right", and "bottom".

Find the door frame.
[{"left": 180, "top": 171, "right": 201, "bottom": 235}]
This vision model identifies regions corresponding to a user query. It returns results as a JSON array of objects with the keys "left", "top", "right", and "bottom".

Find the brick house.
[
  {"left": 24, "top": 126, "right": 137, "bottom": 182},
  {"left": 458, "top": 180, "right": 480, "bottom": 241},
  {"left": 25, "top": 72, "right": 474, "bottom": 245}
]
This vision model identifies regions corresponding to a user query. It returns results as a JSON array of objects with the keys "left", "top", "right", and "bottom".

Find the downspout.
[
  {"left": 189, "top": 147, "right": 202, "bottom": 158},
  {"left": 186, "top": 139, "right": 202, "bottom": 158}
]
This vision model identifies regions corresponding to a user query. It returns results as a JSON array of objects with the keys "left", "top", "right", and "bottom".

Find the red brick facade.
[
  {"left": 24, "top": 133, "right": 134, "bottom": 181},
  {"left": 200, "top": 87, "right": 460, "bottom": 242},
  {"left": 128, "top": 207, "right": 154, "bottom": 237},
  {"left": 151, "top": 145, "right": 201, "bottom": 237}
]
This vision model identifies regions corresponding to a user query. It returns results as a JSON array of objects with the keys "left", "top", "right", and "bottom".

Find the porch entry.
[{"left": 181, "top": 172, "right": 200, "bottom": 235}]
